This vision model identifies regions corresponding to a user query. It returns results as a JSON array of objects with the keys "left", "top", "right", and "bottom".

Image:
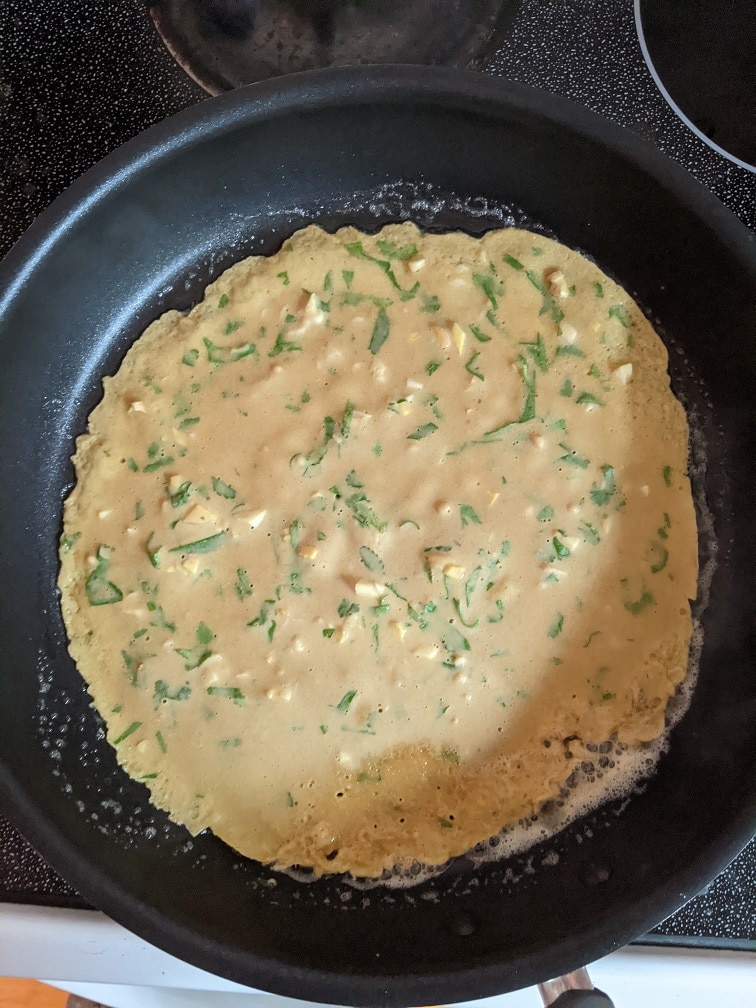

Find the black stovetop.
[{"left": 1, "top": 0, "right": 754, "bottom": 951}]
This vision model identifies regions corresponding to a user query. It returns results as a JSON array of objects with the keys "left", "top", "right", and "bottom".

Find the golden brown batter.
[{"left": 58, "top": 223, "right": 698, "bottom": 877}]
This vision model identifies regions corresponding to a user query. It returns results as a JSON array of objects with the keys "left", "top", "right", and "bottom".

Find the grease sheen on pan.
[{"left": 58, "top": 223, "right": 697, "bottom": 878}]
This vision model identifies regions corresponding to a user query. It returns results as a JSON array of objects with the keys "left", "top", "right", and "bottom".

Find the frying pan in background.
[{"left": 0, "top": 68, "right": 754, "bottom": 1007}]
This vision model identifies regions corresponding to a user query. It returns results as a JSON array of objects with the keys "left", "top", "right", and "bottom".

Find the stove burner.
[
  {"left": 148, "top": 0, "right": 513, "bottom": 95},
  {"left": 636, "top": 0, "right": 755, "bottom": 172}
]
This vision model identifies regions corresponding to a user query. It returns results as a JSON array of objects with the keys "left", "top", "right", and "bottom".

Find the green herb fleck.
[
  {"left": 420, "top": 292, "right": 441, "bottom": 313},
  {"left": 359, "top": 546, "right": 384, "bottom": 574},
  {"left": 207, "top": 686, "right": 246, "bottom": 705},
  {"left": 658, "top": 512, "right": 672, "bottom": 539},
  {"left": 472, "top": 266, "right": 503, "bottom": 311},
  {"left": 552, "top": 536, "right": 571, "bottom": 558},
  {"left": 649, "top": 541, "right": 669, "bottom": 574},
  {"left": 113, "top": 722, "right": 141, "bottom": 746},
  {"left": 169, "top": 480, "right": 192, "bottom": 508},
  {"left": 576, "top": 391, "right": 604, "bottom": 407},
  {"left": 369, "top": 307, "right": 390, "bottom": 355},
  {"left": 558, "top": 444, "right": 590, "bottom": 468},
  {"left": 525, "top": 269, "right": 564, "bottom": 323},
  {"left": 204, "top": 336, "right": 256, "bottom": 364},
  {"left": 556, "top": 344, "right": 585, "bottom": 358},
  {"left": 146, "top": 533, "right": 161, "bottom": 569},
  {"left": 590, "top": 465, "right": 616, "bottom": 507},
  {"left": 453, "top": 596, "right": 479, "bottom": 629},
  {"left": 522, "top": 332, "right": 549, "bottom": 373},
  {"left": 408, "top": 421, "right": 438, "bottom": 440},
  {"left": 337, "top": 599, "right": 360, "bottom": 618},
  {"left": 247, "top": 599, "right": 276, "bottom": 632},
  {"left": 154, "top": 680, "right": 191, "bottom": 705},
  {"left": 169, "top": 532, "right": 227, "bottom": 555},
  {"left": 464, "top": 566, "right": 482, "bottom": 607},
  {"left": 469, "top": 323, "right": 491, "bottom": 343},
  {"left": 464, "top": 351, "right": 485, "bottom": 381},
  {"left": 376, "top": 238, "right": 418, "bottom": 260},
  {"left": 212, "top": 476, "right": 237, "bottom": 499},
  {"left": 331, "top": 689, "right": 357, "bottom": 714},
  {"left": 624, "top": 590, "right": 655, "bottom": 616},
  {"left": 85, "top": 547, "right": 123, "bottom": 606},
  {"left": 268, "top": 327, "right": 301, "bottom": 358},
  {"left": 460, "top": 504, "right": 482, "bottom": 527},
  {"left": 516, "top": 354, "right": 537, "bottom": 423},
  {"left": 176, "top": 639, "right": 211, "bottom": 671},
  {"left": 122, "top": 650, "right": 138, "bottom": 686},
  {"left": 144, "top": 452, "right": 174, "bottom": 473},
  {"left": 502, "top": 253, "right": 524, "bottom": 271},
  {"left": 547, "top": 613, "right": 564, "bottom": 638},
  {"left": 344, "top": 240, "right": 420, "bottom": 299},
  {"left": 580, "top": 523, "right": 601, "bottom": 545},
  {"left": 341, "top": 399, "right": 355, "bottom": 439},
  {"left": 288, "top": 518, "right": 303, "bottom": 550},
  {"left": 609, "top": 304, "right": 630, "bottom": 328},
  {"left": 146, "top": 597, "right": 175, "bottom": 632},
  {"left": 331, "top": 482, "right": 387, "bottom": 532}
]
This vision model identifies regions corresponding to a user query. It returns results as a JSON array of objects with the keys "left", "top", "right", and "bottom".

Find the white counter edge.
[{"left": 1, "top": 903, "right": 753, "bottom": 1006}]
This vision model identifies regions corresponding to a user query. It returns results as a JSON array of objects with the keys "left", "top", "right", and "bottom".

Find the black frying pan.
[{"left": 0, "top": 68, "right": 754, "bottom": 1006}]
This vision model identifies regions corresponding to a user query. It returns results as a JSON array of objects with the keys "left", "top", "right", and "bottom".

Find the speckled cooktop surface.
[{"left": 0, "top": 0, "right": 753, "bottom": 948}]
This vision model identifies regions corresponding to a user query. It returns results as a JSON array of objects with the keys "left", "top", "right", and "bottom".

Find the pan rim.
[
  {"left": 1, "top": 64, "right": 754, "bottom": 299},
  {"left": 0, "top": 65, "right": 754, "bottom": 1005}
]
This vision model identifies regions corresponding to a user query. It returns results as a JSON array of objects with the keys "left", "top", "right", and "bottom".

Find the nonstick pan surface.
[{"left": 0, "top": 68, "right": 754, "bottom": 1006}]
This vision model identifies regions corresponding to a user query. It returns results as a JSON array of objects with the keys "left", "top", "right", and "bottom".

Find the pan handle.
[
  {"left": 541, "top": 993, "right": 614, "bottom": 1007},
  {"left": 539, "top": 967, "right": 615, "bottom": 1007}
]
